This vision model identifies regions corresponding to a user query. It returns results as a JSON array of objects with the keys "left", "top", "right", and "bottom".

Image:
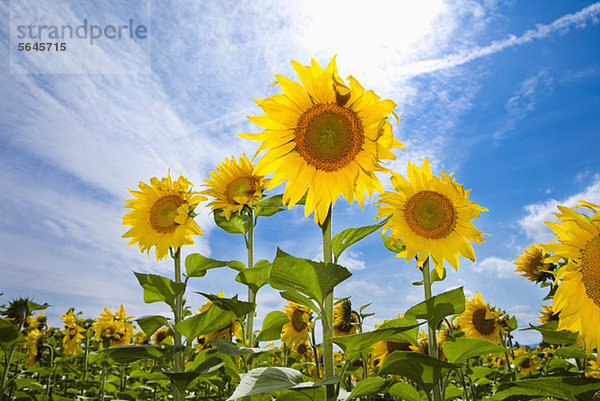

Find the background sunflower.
[{"left": 458, "top": 292, "right": 503, "bottom": 343}]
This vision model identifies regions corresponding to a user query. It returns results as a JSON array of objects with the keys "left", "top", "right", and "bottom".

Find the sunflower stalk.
[
  {"left": 421, "top": 257, "right": 444, "bottom": 401},
  {"left": 320, "top": 206, "right": 336, "bottom": 401},
  {"left": 0, "top": 344, "right": 16, "bottom": 401},
  {"left": 172, "top": 248, "right": 185, "bottom": 401},
  {"left": 245, "top": 210, "right": 256, "bottom": 349}
]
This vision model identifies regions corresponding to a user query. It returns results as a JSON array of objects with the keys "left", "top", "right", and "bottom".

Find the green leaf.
[
  {"left": 26, "top": 301, "right": 50, "bottom": 313},
  {"left": 492, "top": 376, "right": 600, "bottom": 401},
  {"left": 405, "top": 287, "right": 465, "bottom": 329},
  {"left": 431, "top": 267, "right": 446, "bottom": 283},
  {"left": 236, "top": 260, "right": 272, "bottom": 293},
  {"left": 279, "top": 291, "right": 320, "bottom": 315},
  {"left": 255, "top": 311, "right": 289, "bottom": 343},
  {"left": 134, "top": 272, "right": 186, "bottom": 310},
  {"left": 348, "top": 377, "right": 387, "bottom": 399},
  {"left": 162, "top": 357, "right": 225, "bottom": 393},
  {"left": 270, "top": 248, "right": 352, "bottom": 307},
  {"left": 331, "top": 216, "right": 390, "bottom": 262},
  {"left": 196, "top": 292, "right": 255, "bottom": 318},
  {"left": 442, "top": 338, "right": 505, "bottom": 364},
  {"left": 378, "top": 351, "right": 456, "bottom": 393},
  {"left": 211, "top": 341, "right": 277, "bottom": 357},
  {"left": 214, "top": 210, "right": 251, "bottom": 235},
  {"left": 227, "top": 367, "right": 304, "bottom": 399},
  {"left": 101, "top": 345, "right": 167, "bottom": 363},
  {"left": 176, "top": 305, "right": 234, "bottom": 340},
  {"left": 554, "top": 346, "right": 588, "bottom": 359},
  {"left": 135, "top": 315, "right": 170, "bottom": 337},
  {"left": 389, "top": 382, "right": 421, "bottom": 401},
  {"left": 185, "top": 254, "right": 229, "bottom": 278},
  {"left": 227, "top": 260, "right": 246, "bottom": 272},
  {"left": 332, "top": 324, "right": 420, "bottom": 361},
  {"left": 381, "top": 233, "right": 405, "bottom": 253},
  {"left": 254, "top": 196, "right": 286, "bottom": 218},
  {"left": 523, "top": 321, "right": 578, "bottom": 345},
  {"left": 0, "top": 319, "right": 26, "bottom": 346}
]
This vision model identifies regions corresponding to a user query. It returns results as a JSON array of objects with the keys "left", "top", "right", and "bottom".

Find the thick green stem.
[
  {"left": 99, "top": 364, "right": 107, "bottom": 401},
  {"left": 246, "top": 211, "right": 256, "bottom": 348},
  {"left": 0, "top": 345, "right": 16, "bottom": 401},
  {"left": 173, "top": 248, "right": 185, "bottom": 401},
  {"left": 320, "top": 206, "right": 336, "bottom": 401},
  {"left": 422, "top": 258, "right": 443, "bottom": 401},
  {"left": 310, "top": 325, "right": 321, "bottom": 379}
]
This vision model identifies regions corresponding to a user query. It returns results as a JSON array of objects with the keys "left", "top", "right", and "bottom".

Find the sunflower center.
[
  {"left": 581, "top": 235, "right": 600, "bottom": 306},
  {"left": 404, "top": 191, "right": 456, "bottom": 239},
  {"left": 520, "top": 358, "right": 531, "bottom": 369},
  {"left": 295, "top": 103, "right": 364, "bottom": 172},
  {"left": 226, "top": 176, "right": 257, "bottom": 204},
  {"left": 472, "top": 309, "right": 496, "bottom": 335},
  {"left": 149, "top": 195, "right": 184, "bottom": 233},
  {"left": 291, "top": 309, "right": 308, "bottom": 332},
  {"left": 387, "top": 341, "right": 411, "bottom": 353},
  {"left": 297, "top": 343, "right": 308, "bottom": 355}
]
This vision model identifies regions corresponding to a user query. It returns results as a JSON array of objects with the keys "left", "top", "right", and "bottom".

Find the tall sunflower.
[
  {"left": 203, "top": 154, "right": 268, "bottom": 220},
  {"left": 458, "top": 292, "right": 503, "bottom": 343},
  {"left": 281, "top": 301, "right": 313, "bottom": 345},
  {"left": 242, "top": 56, "right": 403, "bottom": 224},
  {"left": 546, "top": 201, "right": 600, "bottom": 354},
  {"left": 514, "top": 244, "right": 553, "bottom": 282},
  {"left": 375, "top": 158, "right": 487, "bottom": 276},
  {"left": 61, "top": 310, "right": 85, "bottom": 355},
  {"left": 333, "top": 299, "right": 359, "bottom": 337},
  {"left": 122, "top": 172, "right": 206, "bottom": 260}
]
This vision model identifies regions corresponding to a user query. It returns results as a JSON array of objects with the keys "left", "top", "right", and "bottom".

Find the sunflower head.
[
  {"left": 281, "top": 301, "right": 313, "bottom": 346},
  {"left": 93, "top": 305, "right": 134, "bottom": 348},
  {"left": 2, "top": 297, "right": 33, "bottom": 326},
  {"left": 242, "top": 56, "right": 403, "bottom": 224},
  {"left": 538, "top": 304, "right": 560, "bottom": 324},
  {"left": 25, "top": 313, "right": 47, "bottom": 331},
  {"left": 60, "top": 309, "right": 86, "bottom": 355},
  {"left": 24, "top": 328, "right": 43, "bottom": 367},
  {"left": 514, "top": 244, "right": 554, "bottom": 282},
  {"left": 376, "top": 158, "right": 488, "bottom": 277},
  {"left": 203, "top": 154, "right": 268, "bottom": 221},
  {"left": 122, "top": 171, "right": 206, "bottom": 260},
  {"left": 546, "top": 201, "right": 600, "bottom": 354},
  {"left": 585, "top": 360, "right": 600, "bottom": 379},
  {"left": 152, "top": 327, "right": 174, "bottom": 345},
  {"left": 458, "top": 292, "right": 503, "bottom": 343},
  {"left": 333, "top": 299, "right": 359, "bottom": 337},
  {"left": 514, "top": 347, "right": 539, "bottom": 376}
]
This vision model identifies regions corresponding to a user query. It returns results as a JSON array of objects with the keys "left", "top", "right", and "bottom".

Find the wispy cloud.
[{"left": 471, "top": 256, "right": 515, "bottom": 279}]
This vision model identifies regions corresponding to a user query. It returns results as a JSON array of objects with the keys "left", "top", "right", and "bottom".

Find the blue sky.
[{"left": 1, "top": 0, "right": 599, "bottom": 344}]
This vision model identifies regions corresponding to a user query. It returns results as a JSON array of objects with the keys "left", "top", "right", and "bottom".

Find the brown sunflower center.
[
  {"left": 226, "top": 176, "right": 258, "bottom": 204},
  {"left": 149, "top": 195, "right": 184, "bottom": 233},
  {"left": 404, "top": 190, "right": 456, "bottom": 239},
  {"left": 296, "top": 343, "right": 308, "bottom": 355},
  {"left": 581, "top": 235, "right": 600, "bottom": 306},
  {"left": 520, "top": 357, "right": 531, "bottom": 369},
  {"left": 295, "top": 103, "right": 364, "bottom": 172},
  {"left": 291, "top": 309, "right": 308, "bottom": 332},
  {"left": 472, "top": 309, "right": 496, "bottom": 335},
  {"left": 387, "top": 341, "right": 412, "bottom": 353}
]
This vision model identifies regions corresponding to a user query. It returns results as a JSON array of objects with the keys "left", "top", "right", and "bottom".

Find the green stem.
[
  {"left": 0, "top": 345, "right": 16, "bottom": 401},
  {"left": 422, "top": 258, "right": 443, "bottom": 401},
  {"left": 44, "top": 344, "right": 54, "bottom": 396},
  {"left": 99, "top": 364, "right": 107, "bottom": 401},
  {"left": 246, "top": 210, "right": 256, "bottom": 348},
  {"left": 310, "top": 325, "right": 321, "bottom": 379},
  {"left": 82, "top": 330, "right": 89, "bottom": 383},
  {"left": 173, "top": 248, "right": 185, "bottom": 401},
  {"left": 320, "top": 206, "right": 336, "bottom": 401}
]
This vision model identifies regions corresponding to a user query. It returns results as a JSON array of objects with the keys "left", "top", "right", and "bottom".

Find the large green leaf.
[
  {"left": 236, "top": 260, "right": 272, "bottom": 293},
  {"left": 134, "top": 272, "right": 186, "bottom": 310},
  {"left": 405, "top": 287, "right": 465, "bottom": 329},
  {"left": 185, "top": 254, "right": 229, "bottom": 278},
  {"left": 176, "top": 305, "right": 234, "bottom": 340},
  {"left": 211, "top": 341, "right": 277, "bottom": 357},
  {"left": 443, "top": 338, "right": 505, "bottom": 364},
  {"left": 214, "top": 210, "right": 251, "bottom": 235},
  {"left": 162, "top": 357, "right": 225, "bottom": 393},
  {"left": 101, "top": 345, "right": 168, "bottom": 363},
  {"left": 270, "top": 248, "right": 351, "bottom": 307},
  {"left": 388, "top": 382, "right": 422, "bottom": 401},
  {"left": 196, "top": 292, "right": 255, "bottom": 318},
  {"left": 279, "top": 291, "right": 320, "bottom": 315},
  {"left": 378, "top": 351, "right": 456, "bottom": 393},
  {"left": 332, "top": 324, "right": 420, "bottom": 361},
  {"left": 255, "top": 311, "right": 289, "bottom": 343},
  {"left": 347, "top": 377, "right": 387, "bottom": 399},
  {"left": 0, "top": 319, "right": 25, "bottom": 346},
  {"left": 135, "top": 315, "right": 170, "bottom": 337},
  {"left": 554, "top": 346, "right": 588, "bottom": 359},
  {"left": 331, "top": 216, "right": 390, "bottom": 262},
  {"left": 492, "top": 376, "right": 600, "bottom": 401},
  {"left": 523, "top": 321, "right": 578, "bottom": 345}
]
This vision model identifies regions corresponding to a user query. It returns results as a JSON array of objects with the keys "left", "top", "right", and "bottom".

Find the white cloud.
[
  {"left": 338, "top": 281, "right": 386, "bottom": 297},
  {"left": 338, "top": 251, "right": 367, "bottom": 271},
  {"left": 519, "top": 174, "right": 600, "bottom": 243},
  {"left": 472, "top": 256, "right": 515, "bottom": 278}
]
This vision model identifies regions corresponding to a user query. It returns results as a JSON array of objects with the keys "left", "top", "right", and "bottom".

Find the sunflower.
[
  {"left": 61, "top": 310, "right": 85, "bottom": 355},
  {"left": 514, "top": 244, "right": 553, "bottom": 282},
  {"left": 25, "top": 313, "right": 46, "bottom": 331},
  {"left": 290, "top": 341, "right": 313, "bottom": 362},
  {"left": 333, "top": 299, "right": 359, "bottom": 337},
  {"left": 538, "top": 304, "right": 560, "bottom": 324},
  {"left": 375, "top": 158, "right": 487, "bottom": 276},
  {"left": 152, "top": 327, "right": 174, "bottom": 345},
  {"left": 93, "top": 305, "right": 134, "bottom": 347},
  {"left": 514, "top": 347, "right": 539, "bottom": 376},
  {"left": 585, "top": 360, "right": 600, "bottom": 379},
  {"left": 133, "top": 331, "right": 148, "bottom": 345},
  {"left": 24, "top": 328, "right": 42, "bottom": 367},
  {"left": 281, "top": 301, "right": 313, "bottom": 345},
  {"left": 370, "top": 339, "right": 412, "bottom": 369},
  {"left": 458, "top": 292, "right": 503, "bottom": 343},
  {"left": 122, "top": 171, "right": 206, "bottom": 260},
  {"left": 545, "top": 201, "right": 600, "bottom": 354},
  {"left": 241, "top": 56, "right": 403, "bottom": 224},
  {"left": 202, "top": 154, "right": 268, "bottom": 221}
]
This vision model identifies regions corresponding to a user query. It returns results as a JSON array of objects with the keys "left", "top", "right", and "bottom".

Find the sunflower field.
[{"left": 2, "top": 57, "right": 600, "bottom": 401}]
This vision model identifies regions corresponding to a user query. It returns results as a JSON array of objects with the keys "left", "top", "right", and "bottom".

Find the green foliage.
[
  {"left": 405, "top": 287, "right": 466, "bottom": 329},
  {"left": 492, "top": 376, "right": 600, "bottom": 401},
  {"left": 0, "top": 318, "right": 26, "bottom": 346},
  {"left": 214, "top": 210, "right": 251, "bottom": 235},
  {"left": 101, "top": 345, "right": 167, "bottom": 363},
  {"left": 185, "top": 254, "right": 231, "bottom": 278},
  {"left": 196, "top": 292, "right": 255, "bottom": 318},
  {"left": 255, "top": 311, "right": 289, "bottom": 343},
  {"left": 443, "top": 338, "right": 505, "bottom": 364},
  {"left": 347, "top": 377, "right": 387, "bottom": 399},
  {"left": 381, "top": 233, "right": 405, "bottom": 253},
  {"left": 332, "top": 324, "right": 420, "bottom": 361},
  {"left": 378, "top": 351, "right": 456, "bottom": 393},
  {"left": 135, "top": 315, "right": 170, "bottom": 337},
  {"left": 133, "top": 272, "right": 186, "bottom": 310},
  {"left": 210, "top": 341, "right": 277, "bottom": 357},
  {"left": 235, "top": 259, "right": 272, "bottom": 293},
  {"left": 176, "top": 304, "right": 234, "bottom": 340},
  {"left": 331, "top": 216, "right": 390, "bottom": 263},
  {"left": 389, "top": 382, "right": 422, "bottom": 401},
  {"left": 524, "top": 321, "right": 578, "bottom": 345}
]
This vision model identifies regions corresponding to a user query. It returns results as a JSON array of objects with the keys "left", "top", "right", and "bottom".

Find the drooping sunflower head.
[
  {"left": 514, "top": 244, "right": 554, "bottom": 282},
  {"left": 242, "top": 56, "right": 404, "bottom": 224},
  {"left": 538, "top": 304, "right": 560, "bottom": 324},
  {"left": 202, "top": 154, "right": 268, "bottom": 221},
  {"left": 333, "top": 299, "right": 359, "bottom": 337},
  {"left": 60, "top": 309, "right": 85, "bottom": 355},
  {"left": 24, "top": 328, "right": 43, "bottom": 367},
  {"left": 458, "top": 292, "right": 503, "bottom": 343},
  {"left": 2, "top": 297, "right": 33, "bottom": 326},
  {"left": 122, "top": 171, "right": 206, "bottom": 261},
  {"left": 281, "top": 301, "right": 313, "bottom": 346},
  {"left": 546, "top": 201, "right": 600, "bottom": 354},
  {"left": 376, "top": 158, "right": 488, "bottom": 276}
]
